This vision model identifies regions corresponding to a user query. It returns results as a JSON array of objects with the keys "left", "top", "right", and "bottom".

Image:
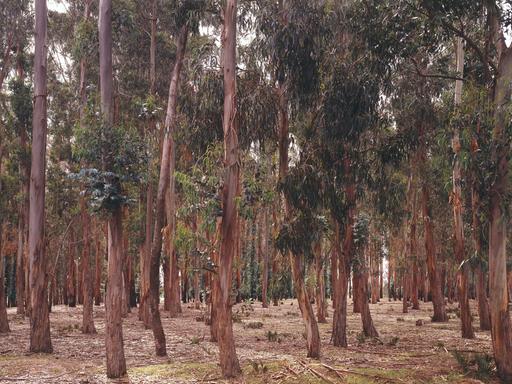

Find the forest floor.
[{"left": 0, "top": 298, "right": 500, "bottom": 384}]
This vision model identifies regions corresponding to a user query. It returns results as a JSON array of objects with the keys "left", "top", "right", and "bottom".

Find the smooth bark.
[
  {"left": 216, "top": 1, "right": 242, "bottom": 376},
  {"left": 28, "top": 0, "right": 52, "bottom": 353}
]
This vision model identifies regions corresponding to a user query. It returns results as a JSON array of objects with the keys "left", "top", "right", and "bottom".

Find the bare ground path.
[{"left": 0, "top": 299, "right": 499, "bottom": 383}]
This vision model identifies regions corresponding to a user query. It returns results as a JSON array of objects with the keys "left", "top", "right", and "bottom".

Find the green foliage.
[{"left": 8, "top": 79, "right": 32, "bottom": 136}]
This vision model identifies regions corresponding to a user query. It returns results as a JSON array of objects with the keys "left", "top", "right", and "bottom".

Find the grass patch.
[
  {"left": 129, "top": 362, "right": 218, "bottom": 380},
  {"left": 345, "top": 368, "right": 410, "bottom": 384}
]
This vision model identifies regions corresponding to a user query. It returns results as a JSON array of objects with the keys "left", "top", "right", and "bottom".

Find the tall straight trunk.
[
  {"left": 165, "top": 131, "right": 181, "bottom": 317},
  {"left": 192, "top": 216, "right": 200, "bottom": 309},
  {"left": 332, "top": 220, "right": 348, "bottom": 347},
  {"left": 452, "top": 37, "right": 474, "bottom": 339},
  {"left": 330, "top": 229, "right": 338, "bottom": 309},
  {"left": 99, "top": 0, "right": 126, "bottom": 377},
  {"left": 0, "top": 224, "right": 10, "bottom": 333},
  {"left": 314, "top": 241, "right": 327, "bottom": 323},
  {"left": 106, "top": 208, "right": 127, "bottom": 377},
  {"left": 94, "top": 220, "right": 102, "bottom": 306},
  {"left": 67, "top": 229, "right": 76, "bottom": 306},
  {"left": 216, "top": 1, "right": 242, "bottom": 376},
  {"left": 487, "top": 15, "right": 512, "bottom": 377},
  {"left": 140, "top": 0, "right": 157, "bottom": 327},
  {"left": 407, "top": 173, "right": 419, "bottom": 310},
  {"left": 140, "top": 182, "right": 152, "bottom": 327},
  {"left": 81, "top": 198, "right": 96, "bottom": 333},
  {"left": 79, "top": 0, "right": 93, "bottom": 326},
  {"left": 16, "top": 214, "right": 25, "bottom": 315},
  {"left": 122, "top": 225, "right": 130, "bottom": 316},
  {"left": 210, "top": 219, "right": 221, "bottom": 342},
  {"left": 28, "top": 0, "right": 52, "bottom": 353},
  {"left": 261, "top": 208, "right": 269, "bottom": 308},
  {"left": 16, "top": 55, "right": 30, "bottom": 317},
  {"left": 149, "top": 23, "right": 188, "bottom": 357}
]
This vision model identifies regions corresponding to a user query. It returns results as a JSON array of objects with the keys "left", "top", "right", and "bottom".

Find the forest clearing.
[
  {"left": 1, "top": 0, "right": 512, "bottom": 383},
  {"left": 0, "top": 299, "right": 499, "bottom": 383}
]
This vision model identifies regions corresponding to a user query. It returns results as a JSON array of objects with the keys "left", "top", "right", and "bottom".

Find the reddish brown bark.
[
  {"left": 148, "top": 23, "right": 188, "bottom": 357},
  {"left": 261, "top": 209, "right": 269, "bottom": 308},
  {"left": 0, "top": 224, "right": 10, "bottom": 333},
  {"left": 81, "top": 198, "right": 96, "bottom": 334},
  {"left": 452, "top": 37, "right": 474, "bottom": 339},
  {"left": 421, "top": 184, "right": 448, "bottom": 322},
  {"left": 28, "top": 0, "right": 52, "bottom": 353},
  {"left": 314, "top": 241, "right": 327, "bottom": 323},
  {"left": 94, "top": 221, "right": 102, "bottom": 306},
  {"left": 487, "top": 11, "right": 512, "bottom": 377},
  {"left": 100, "top": 0, "right": 126, "bottom": 377},
  {"left": 276, "top": 76, "right": 320, "bottom": 358},
  {"left": 216, "top": 1, "right": 242, "bottom": 375},
  {"left": 332, "top": 220, "right": 348, "bottom": 347}
]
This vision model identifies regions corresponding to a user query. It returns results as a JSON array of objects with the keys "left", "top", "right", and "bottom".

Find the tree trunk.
[
  {"left": 0, "top": 224, "right": 10, "bottom": 333},
  {"left": 165, "top": 130, "right": 181, "bottom": 317},
  {"left": 357, "top": 266, "right": 379, "bottom": 338},
  {"left": 487, "top": 37, "right": 512, "bottom": 380},
  {"left": 332, "top": 220, "right": 348, "bottom": 347},
  {"left": 81, "top": 198, "right": 96, "bottom": 333},
  {"left": 94, "top": 221, "right": 102, "bottom": 306},
  {"left": 149, "top": 23, "right": 188, "bottom": 357},
  {"left": 452, "top": 37, "right": 474, "bottom": 339},
  {"left": 16, "top": 211, "right": 25, "bottom": 315},
  {"left": 475, "top": 265, "right": 491, "bottom": 330},
  {"left": 261, "top": 208, "right": 269, "bottom": 308},
  {"left": 276, "top": 74, "right": 320, "bottom": 358},
  {"left": 66, "top": 229, "right": 76, "bottom": 307},
  {"left": 407, "top": 172, "right": 419, "bottom": 310},
  {"left": 99, "top": 0, "right": 127, "bottom": 377},
  {"left": 28, "top": 0, "right": 52, "bottom": 353},
  {"left": 210, "top": 219, "right": 221, "bottom": 342},
  {"left": 216, "top": 1, "right": 242, "bottom": 376},
  {"left": 314, "top": 241, "right": 327, "bottom": 323},
  {"left": 105, "top": 209, "right": 127, "bottom": 378},
  {"left": 421, "top": 184, "right": 448, "bottom": 322}
]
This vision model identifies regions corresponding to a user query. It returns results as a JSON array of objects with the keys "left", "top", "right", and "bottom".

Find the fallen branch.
[{"left": 298, "top": 361, "right": 336, "bottom": 384}]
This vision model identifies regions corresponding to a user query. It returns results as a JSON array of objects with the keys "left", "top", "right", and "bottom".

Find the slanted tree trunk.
[
  {"left": 165, "top": 129, "right": 181, "bottom": 317},
  {"left": 81, "top": 198, "right": 96, "bottom": 333},
  {"left": 216, "top": 1, "right": 242, "bottom": 376},
  {"left": 99, "top": 0, "right": 126, "bottom": 377},
  {"left": 486, "top": 12, "right": 512, "bottom": 377},
  {"left": 28, "top": 0, "right": 52, "bottom": 353},
  {"left": 452, "top": 37, "right": 474, "bottom": 339},
  {"left": 0, "top": 224, "right": 10, "bottom": 333},
  {"left": 149, "top": 23, "right": 188, "bottom": 357}
]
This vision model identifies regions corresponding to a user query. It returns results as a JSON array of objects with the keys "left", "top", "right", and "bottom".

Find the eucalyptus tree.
[
  {"left": 99, "top": 0, "right": 126, "bottom": 376},
  {"left": 28, "top": 0, "right": 52, "bottom": 353},
  {"left": 214, "top": 0, "right": 242, "bottom": 376}
]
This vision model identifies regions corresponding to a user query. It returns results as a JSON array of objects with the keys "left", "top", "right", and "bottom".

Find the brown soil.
[{"left": 0, "top": 299, "right": 499, "bottom": 383}]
